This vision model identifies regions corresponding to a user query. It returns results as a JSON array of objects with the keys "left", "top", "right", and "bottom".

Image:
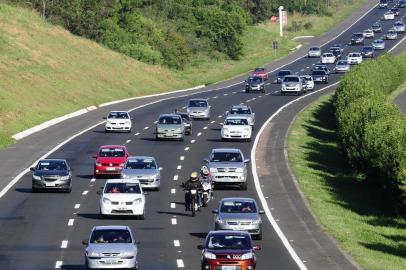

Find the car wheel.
[
  {"left": 65, "top": 187, "right": 72, "bottom": 193},
  {"left": 105, "top": 130, "right": 109, "bottom": 133},
  {"left": 139, "top": 213, "right": 145, "bottom": 220},
  {"left": 155, "top": 187, "right": 160, "bottom": 192},
  {"left": 221, "top": 138, "right": 226, "bottom": 142},
  {"left": 246, "top": 90, "right": 250, "bottom": 93},
  {"left": 240, "top": 182, "right": 247, "bottom": 190},
  {"left": 298, "top": 91, "right": 302, "bottom": 96},
  {"left": 32, "top": 187, "right": 39, "bottom": 193},
  {"left": 256, "top": 232, "right": 263, "bottom": 240},
  {"left": 261, "top": 89, "right": 265, "bottom": 93},
  {"left": 246, "top": 138, "right": 252, "bottom": 142},
  {"left": 281, "top": 92, "right": 285, "bottom": 96},
  {"left": 155, "top": 136, "right": 160, "bottom": 141}
]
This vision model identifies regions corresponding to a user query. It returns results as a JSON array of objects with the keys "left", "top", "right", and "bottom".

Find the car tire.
[
  {"left": 139, "top": 213, "right": 145, "bottom": 220},
  {"left": 246, "top": 138, "right": 251, "bottom": 142},
  {"left": 261, "top": 89, "right": 265, "bottom": 93},
  {"left": 240, "top": 182, "right": 247, "bottom": 191},
  {"left": 105, "top": 130, "right": 109, "bottom": 133},
  {"left": 65, "top": 187, "right": 72, "bottom": 193},
  {"left": 155, "top": 187, "right": 160, "bottom": 192},
  {"left": 155, "top": 136, "right": 160, "bottom": 141},
  {"left": 246, "top": 90, "right": 250, "bottom": 93},
  {"left": 32, "top": 187, "right": 39, "bottom": 193},
  {"left": 256, "top": 232, "right": 263, "bottom": 240},
  {"left": 298, "top": 91, "right": 302, "bottom": 96},
  {"left": 281, "top": 92, "right": 285, "bottom": 96}
]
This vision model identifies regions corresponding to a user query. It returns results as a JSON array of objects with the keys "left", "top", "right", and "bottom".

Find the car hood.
[
  {"left": 156, "top": 124, "right": 183, "bottom": 129},
  {"left": 121, "top": 169, "right": 159, "bottom": 177},
  {"left": 96, "top": 157, "right": 127, "bottom": 164},
  {"left": 218, "top": 212, "right": 260, "bottom": 221},
  {"left": 208, "top": 162, "right": 245, "bottom": 169},
  {"left": 188, "top": 107, "right": 208, "bottom": 112},
  {"left": 103, "top": 193, "right": 144, "bottom": 201},
  {"left": 34, "top": 170, "right": 69, "bottom": 176},
  {"left": 87, "top": 243, "right": 137, "bottom": 254}
]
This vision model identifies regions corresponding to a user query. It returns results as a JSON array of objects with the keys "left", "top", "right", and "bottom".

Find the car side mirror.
[
  {"left": 197, "top": 244, "right": 205, "bottom": 250},
  {"left": 97, "top": 190, "right": 102, "bottom": 195},
  {"left": 203, "top": 159, "right": 209, "bottom": 163},
  {"left": 259, "top": 210, "right": 265, "bottom": 215},
  {"left": 82, "top": 240, "right": 88, "bottom": 245},
  {"left": 92, "top": 155, "right": 97, "bottom": 159},
  {"left": 135, "top": 240, "right": 141, "bottom": 245},
  {"left": 159, "top": 167, "right": 163, "bottom": 171},
  {"left": 30, "top": 167, "right": 35, "bottom": 172},
  {"left": 253, "top": 245, "right": 261, "bottom": 251},
  {"left": 220, "top": 123, "right": 224, "bottom": 126},
  {"left": 212, "top": 209, "right": 219, "bottom": 214},
  {"left": 244, "top": 158, "right": 250, "bottom": 163}
]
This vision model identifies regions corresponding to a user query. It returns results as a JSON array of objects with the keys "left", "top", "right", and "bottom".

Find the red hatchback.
[
  {"left": 93, "top": 145, "right": 129, "bottom": 177},
  {"left": 253, "top": 67, "right": 270, "bottom": 81},
  {"left": 199, "top": 230, "right": 261, "bottom": 270}
]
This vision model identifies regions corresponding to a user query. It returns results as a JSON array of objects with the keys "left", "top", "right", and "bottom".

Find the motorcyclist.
[
  {"left": 184, "top": 172, "right": 203, "bottom": 211},
  {"left": 199, "top": 166, "right": 213, "bottom": 184}
]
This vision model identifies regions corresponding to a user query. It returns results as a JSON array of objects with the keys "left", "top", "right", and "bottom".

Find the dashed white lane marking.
[
  {"left": 191, "top": 140, "right": 196, "bottom": 143},
  {"left": 232, "top": 91, "right": 237, "bottom": 94},
  {"left": 258, "top": 95, "right": 262, "bottom": 98},
  {"left": 266, "top": 93, "right": 271, "bottom": 96},
  {"left": 91, "top": 178, "right": 96, "bottom": 182},
  {"left": 273, "top": 90, "right": 280, "bottom": 94},
  {"left": 173, "top": 175, "right": 179, "bottom": 181},
  {"left": 239, "top": 102, "right": 244, "bottom": 105},
  {"left": 176, "top": 259, "right": 185, "bottom": 268},
  {"left": 177, "top": 165, "right": 182, "bottom": 170},
  {"left": 252, "top": 98, "right": 256, "bottom": 101},
  {"left": 311, "top": 63, "right": 315, "bottom": 66},
  {"left": 210, "top": 121, "right": 215, "bottom": 124},
  {"left": 184, "top": 147, "right": 190, "bottom": 151},
  {"left": 245, "top": 99, "right": 250, "bottom": 102},
  {"left": 171, "top": 218, "right": 177, "bottom": 225},
  {"left": 213, "top": 96, "right": 218, "bottom": 99},
  {"left": 68, "top": 219, "right": 74, "bottom": 226},
  {"left": 180, "top": 156, "right": 184, "bottom": 160},
  {"left": 223, "top": 93, "right": 228, "bottom": 96},
  {"left": 218, "top": 115, "right": 223, "bottom": 118},
  {"left": 143, "top": 126, "right": 149, "bottom": 130},
  {"left": 74, "top": 204, "right": 80, "bottom": 209},
  {"left": 197, "top": 132, "right": 202, "bottom": 136},
  {"left": 125, "top": 139, "right": 131, "bottom": 143},
  {"left": 171, "top": 203, "right": 176, "bottom": 209},
  {"left": 295, "top": 72, "right": 299, "bottom": 74},
  {"left": 306, "top": 66, "right": 310, "bottom": 69},
  {"left": 203, "top": 126, "right": 208, "bottom": 130},
  {"left": 82, "top": 190, "right": 88, "bottom": 195},
  {"left": 55, "top": 261, "right": 63, "bottom": 269},
  {"left": 300, "top": 69, "right": 304, "bottom": 72},
  {"left": 171, "top": 188, "right": 176, "bottom": 194},
  {"left": 61, "top": 240, "right": 68, "bottom": 249},
  {"left": 134, "top": 132, "right": 140, "bottom": 136},
  {"left": 182, "top": 106, "right": 186, "bottom": 109},
  {"left": 174, "top": 240, "right": 180, "bottom": 247},
  {"left": 266, "top": 83, "right": 271, "bottom": 85}
]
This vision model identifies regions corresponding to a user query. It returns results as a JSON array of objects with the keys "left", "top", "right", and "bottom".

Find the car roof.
[
  {"left": 93, "top": 225, "right": 130, "bottom": 231},
  {"left": 278, "top": 69, "right": 291, "bottom": 73},
  {"left": 99, "top": 145, "right": 126, "bottom": 149},
  {"left": 212, "top": 148, "right": 242, "bottom": 153},
  {"left": 105, "top": 179, "right": 141, "bottom": 184},
  {"left": 283, "top": 75, "right": 300, "bottom": 78},
  {"left": 189, "top": 98, "right": 208, "bottom": 101},
  {"left": 309, "top": 46, "right": 320, "bottom": 49},
  {"left": 126, "top": 156, "right": 155, "bottom": 161}
]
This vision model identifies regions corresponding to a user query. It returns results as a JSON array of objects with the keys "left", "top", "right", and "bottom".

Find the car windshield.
[
  {"left": 314, "top": 65, "right": 327, "bottom": 70},
  {"left": 362, "top": 47, "right": 373, "bottom": 52},
  {"left": 90, "top": 229, "right": 132, "bottom": 244},
  {"left": 395, "top": 22, "right": 404, "bottom": 26},
  {"left": 349, "top": 53, "right": 360, "bottom": 57},
  {"left": 309, "top": 47, "right": 320, "bottom": 51},
  {"left": 37, "top": 160, "right": 67, "bottom": 171},
  {"left": 337, "top": 60, "right": 349, "bottom": 65},
  {"left": 372, "top": 24, "right": 380, "bottom": 28},
  {"left": 206, "top": 234, "right": 251, "bottom": 250},
  {"left": 224, "top": 118, "right": 248, "bottom": 125},
  {"left": 104, "top": 182, "right": 141, "bottom": 194},
  {"left": 388, "top": 30, "right": 396, "bottom": 34},
  {"left": 254, "top": 68, "right": 265, "bottom": 72},
  {"left": 125, "top": 158, "right": 156, "bottom": 169},
  {"left": 353, "top": 33, "right": 363, "bottom": 38},
  {"left": 211, "top": 152, "right": 243, "bottom": 163},
  {"left": 159, "top": 116, "right": 181, "bottom": 125},
  {"left": 312, "top": 70, "right": 326, "bottom": 75},
  {"left": 107, "top": 112, "right": 129, "bottom": 119},
  {"left": 374, "top": 40, "right": 383, "bottom": 44},
  {"left": 99, "top": 148, "right": 125, "bottom": 157},
  {"left": 283, "top": 76, "right": 300, "bottom": 83},
  {"left": 248, "top": 77, "right": 262, "bottom": 83},
  {"left": 220, "top": 200, "right": 257, "bottom": 213},
  {"left": 188, "top": 100, "right": 208, "bottom": 107},
  {"left": 230, "top": 108, "right": 251, "bottom": 115},
  {"left": 278, "top": 70, "right": 291, "bottom": 76},
  {"left": 300, "top": 76, "right": 312, "bottom": 81},
  {"left": 178, "top": 113, "right": 190, "bottom": 121}
]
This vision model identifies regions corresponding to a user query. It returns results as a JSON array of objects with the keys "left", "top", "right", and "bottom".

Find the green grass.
[
  {"left": 0, "top": 0, "right": 369, "bottom": 149},
  {"left": 288, "top": 94, "right": 406, "bottom": 270}
]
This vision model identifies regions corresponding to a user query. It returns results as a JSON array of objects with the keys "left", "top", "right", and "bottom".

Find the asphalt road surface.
[{"left": 1, "top": 1, "right": 405, "bottom": 270}]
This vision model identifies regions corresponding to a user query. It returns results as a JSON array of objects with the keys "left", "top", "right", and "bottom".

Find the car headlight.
[
  {"left": 102, "top": 197, "right": 112, "bottom": 205},
  {"left": 95, "top": 162, "right": 102, "bottom": 166},
  {"left": 121, "top": 174, "right": 129, "bottom": 179},
  {"left": 244, "top": 128, "right": 251, "bottom": 132},
  {"left": 60, "top": 175, "right": 70, "bottom": 181},
  {"left": 222, "top": 128, "right": 229, "bottom": 133},
  {"left": 133, "top": 198, "right": 143, "bottom": 204},
  {"left": 32, "top": 175, "right": 41, "bottom": 180},
  {"left": 216, "top": 218, "right": 226, "bottom": 224},
  {"left": 236, "top": 168, "right": 244, "bottom": 173},
  {"left": 126, "top": 120, "right": 131, "bottom": 125},
  {"left": 121, "top": 251, "right": 135, "bottom": 258},
  {"left": 252, "top": 219, "right": 262, "bottom": 225},
  {"left": 203, "top": 252, "right": 216, "bottom": 260},
  {"left": 241, "top": 252, "right": 253, "bottom": 260},
  {"left": 86, "top": 251, "right": 102, "bottom": 257},
  {"left": 175, "top": 128, "right": 182, "bottom": 132}
]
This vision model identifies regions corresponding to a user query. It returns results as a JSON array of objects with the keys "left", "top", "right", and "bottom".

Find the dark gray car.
[
  {"left": 31, "top": 159, "right": 72, "bottom": 193},
  {"left": 176, "top": 112, "right": 192, "bottom": 135},
  {"left": 245, "top": 76, "right": 265, "bottom": 93}
]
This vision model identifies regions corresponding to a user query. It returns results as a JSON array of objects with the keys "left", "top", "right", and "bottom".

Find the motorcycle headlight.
[
  {"left": 60, "top": 175, "right": 70, "bottom": 181},
  {"left": 102, "top": 197, "right": 112, "bottom": 205},
  {"left": 203, "top": 252, "right": 216, "bottom": 260},
  {"left": 133, "top": 198, "right": 143, "bottom": 204},
  {"left": 32, "top": 175, "right": 41, "bottom": 180},
  {"left": 241, "top": 252, "right": 253, "bottom": 260}
]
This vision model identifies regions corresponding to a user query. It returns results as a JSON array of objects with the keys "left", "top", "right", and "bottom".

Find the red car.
[
  {"left": 93, "top": 145, "right": 129, "bottom": 177},
  {"left": 253, "top": 67, "right": 270, "bottom": 81},
  {"left": 198, "top": 230, "right": 261, "bottom": 270}
]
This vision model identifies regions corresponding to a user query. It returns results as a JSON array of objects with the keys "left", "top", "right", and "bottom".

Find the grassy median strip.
[{"left": 288, "top": 94, "right": 406, "bottom": 270}]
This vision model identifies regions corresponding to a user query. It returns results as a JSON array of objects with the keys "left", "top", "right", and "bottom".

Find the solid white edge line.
[
  {"left": 173, "top": 175, "right": 179, "bottom": 181},
  {"left": 55, "top": 261, "right": 63, "bottom": 269},
  {"left": 251, "top": 82, "right": 339, "bottom": 270},
  {"left": 82, "top": 190, "right": 88, "bottom": 195},
  {"left": 176, "top": 259, "right": 185, "bottom": 268}
]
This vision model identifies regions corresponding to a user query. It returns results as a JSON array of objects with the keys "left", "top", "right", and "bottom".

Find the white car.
[
  {"left": 363, "top": 29, "right": 374, "bottom": 38},
  {"left": 384, "top": 11, "right": 395, "bottom": 20},
  {"left": 347, "top": 52, "right": 363, "bottom": 65},
  {"left": 394, "top": 21, "right": 406, "bottom": 33},
  {"left": 321, "top": 52, "right": 336, "bottom": 64},
  {"left": 105, "top": 111, "right": 132, "bottom": 133},
  {"left": 99, "top": 179, "right": 145, "bottom": 219},
  {"left": 372, "top": 39, "right": 385, "bottom": 50},
  {"left": 221, "top": 116, "right": 252, "bottom": 142},
  {"left": 308, "top": 47, "right": 321, "bottom": 57},
  {"left": 300, "top": 75, "right": 314, "bottom": 91},
  {"left": 385, "top": 29, "right": 398, "bottom": 40}
]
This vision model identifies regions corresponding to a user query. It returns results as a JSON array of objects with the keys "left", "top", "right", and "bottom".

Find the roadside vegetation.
[
  {"left": 288, "top": 51, "right": 406, "bottom": 269},
  {"left": 0, "top": 0, "right": 367, "bottom": 149}
]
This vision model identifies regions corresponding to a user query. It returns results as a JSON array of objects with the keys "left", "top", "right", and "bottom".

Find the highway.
[{"left": 0, "top": 1, "right": 405, "bottom": 270}]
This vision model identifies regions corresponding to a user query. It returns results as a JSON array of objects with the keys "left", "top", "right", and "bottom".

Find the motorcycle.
[
  {"left": 187, "top": 188, "right": 201, "bottom": 216},
  {"left": 201, "top": 182, "right": 213, "bottom": 207}
]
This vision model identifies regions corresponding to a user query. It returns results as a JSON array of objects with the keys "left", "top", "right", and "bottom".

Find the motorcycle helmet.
[
  {"left": 190, "top": 172, "right": 198, "bottom": 181},
  {"left": 200, "top": 166, "right": 210, "bottom": 176}
]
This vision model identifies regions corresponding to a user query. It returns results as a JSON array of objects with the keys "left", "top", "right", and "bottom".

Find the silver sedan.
[{"left": 121, "top": 156, "right": 161, "bottom": 190}]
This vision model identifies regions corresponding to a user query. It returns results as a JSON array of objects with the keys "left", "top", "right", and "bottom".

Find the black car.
[
  {"left": 176, "top": 112, "right": 192, "bottom": 135},
  {"left": 311, "top": 70, "right": 329, "bottom": 84},
  {"left": 332, "top": 43, "right": 344, "bottom": 53},
  {"left": 351, "top": 33, "right": 365, "bottom": 45},
  {"left": 245, "top": 76, "right": 265, "bottom": 93},
  {"left": 399, "top": 0, "right": 406, "bottom": 8},
  {"left": 379, "top": 0, "right": 388, "bottom": 8},
  {"left": 361, "top": 46, "right": 375, "bottom": 58},
  {"left": 391, "top": 8, "right": 400, "bottom": 16},
  {"left": 276, "top": 70, "right": 292, "bottom": 83},
  {"left": 329, "top": 47, "right": 342, "bottom": 60},
  {"left": 372, "top": 22, "right": 382, "bottom": 32},
  {"left": 313, "top": 64, "right": 330, "bottom": 75},
  {"left": 31, "top": 159, "right": 72, "bottom": 193}
]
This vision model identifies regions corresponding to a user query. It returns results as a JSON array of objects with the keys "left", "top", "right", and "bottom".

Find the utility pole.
[{"left": 279, "top": 6, "right": 284, "bottom": 37}]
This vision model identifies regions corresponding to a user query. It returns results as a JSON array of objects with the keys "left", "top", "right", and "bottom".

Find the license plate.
[
  {"left": 166, "top": 133, "right": 173, "bottom": 137},
  {"left": 118, "top": 207, "right": 127, "bottom": 210},
  {"left": 234, "top": 227, "right": 245, "bottom": 231},
  {"left": 106, "top": 167, "right": 116, "bottom": 171},
  {"left": 222, "top": 266, "right": 236, "bottom": 270},
  {"left": 45, "top": 182, "right": 56, "bottom": 187},
  {"left": 104, "top": 259, "right": 118, "bottom": 264}
]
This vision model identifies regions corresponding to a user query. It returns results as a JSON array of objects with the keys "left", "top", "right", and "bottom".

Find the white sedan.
[
  {"left": 221, "top": 116, "right": 252, "bottom": 142},
  {"left": 321, "top": 53, "right": 336, "bottom": 64},
  {"left": 347, "top": 52, "right": 363, "bottom": 65},
  {"left": 105, "top": 111, "right": 132, "bottom": 133},
  {"left": 99, "top": 179, "right": 146, "bottom": 219},
  {"left": 384, "top": 11, "right": 395, "bottom": 20}
]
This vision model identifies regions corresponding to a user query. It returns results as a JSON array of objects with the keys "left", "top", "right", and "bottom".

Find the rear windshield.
[
  {"left": 353, "top": 33, "right": 363, "bottom": 38},
  {"left": 206, "top": 234, "right": 251, "bottom": 250},
  {"left": 188, "top": 100, "right": 208, "bottom": 107},
  {"left": 159, "top": 116, "right": 181, "bottom": 125},
  {"left": 211, "top": 152, "right": 243, "bottom": 163},
  {"left": 37, "top": 160, "right": 67, "bottom": 171},
  {"left": 178, "top": 113, "right": 190, "bottom": 121},
  {"left": 312, "top": 70, "right": 327, "bottom": 75},
  {"left": 125, "top": 158, "right": 156, "bottom": 169},
  {"left": 337, "top": 60, "right": 349, "bottom": 65},
  {"left": 220, "top": 200, "right": 257, "bottom": 213},
  {"left": 90, "top": 229, "right": 132, "bottom": 244},
  {"left": 99, "top": 148, "right": 125, "bottom": 157},
  {"left": 104, "top": 182, "right": 141, "bottom": 194},
  {"left": 309, "top": 47, "right": 320, "bottom": 51}
]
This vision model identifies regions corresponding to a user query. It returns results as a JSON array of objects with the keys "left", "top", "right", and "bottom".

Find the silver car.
[
  {"left": 83, "top": 226, "right": 138, "bottom": 269},
  {"left": 31, "top": 159, "right": 72, "bottom": 193},
  {"left": 204, "top": 148, "right": 249, "bottom": 190},
  {"left": 121, "top": 156, "right": 160, "bottom": 190},
  {"left": 155, "top": 114, "right": 185, "bottom": 140},
  {"left": 281, "top": 75, "right": 304, "bottom": 96},
  {"left": 213, "top": 198, "right": 265, "bottom": 239},
  {"left": 308, "top": 46, "right": 321, "bottom": 57},
  {"left": 335, "top": 60, "right": 351, "bottom": 73},
  {"left": 394, "top": 21, "right": 405, "bottom": 33},
  {"left": 186, "top": 99, "right": 211, "bottom": 120},
  {"left": 385, "top": 29, "right": 398, "bottom": 40},
  {"left": 228, "top": 105, "right": 255, "bottom": 129},
  {"left": 372, "top": 39, "right": 385, "bottom": 50}
]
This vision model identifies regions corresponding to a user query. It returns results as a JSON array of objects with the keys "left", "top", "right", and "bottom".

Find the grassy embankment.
[
  {"left": 288, "top": 94, "right": 406, "bottom": 270},
  {"left": 0, "top": 0, "right": 367, "bottom": 148}
]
